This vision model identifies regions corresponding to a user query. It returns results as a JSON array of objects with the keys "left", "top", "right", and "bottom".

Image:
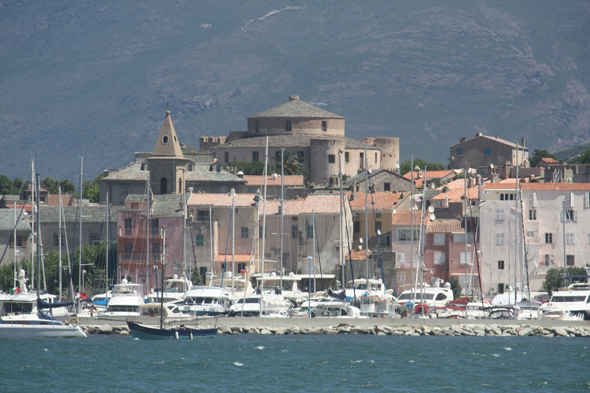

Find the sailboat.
[
  {"left": 127, "top": 228, "right": 218, "bottom": 339},
  {"left": 0, "top": 174, "right": 86, "bottom": 338}
]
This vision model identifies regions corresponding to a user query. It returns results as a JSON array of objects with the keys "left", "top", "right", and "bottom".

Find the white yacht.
[
  {"left": 228, "top": 294, "right": 291, "bottom": 317},
  {"left": 98, "top": 279, "right": 145, "bottom": 317},
  {"left": 313, "top": 299, "right": 363, "bottom": 318},
  {"left": 538, "top": 283, "right": 590, "bottom": 320},
  {"left": 396, "top": 283, "right": 454, "bottom": 308},
  {"left": 344, "top": 279, "right": 393, "bottom": 302},
  {"left": 209, "top": 272, "right": 254, "bottom": 297},
  {"left": 178, "top": 286, "right": 234, "bottom": 316},
  {"left": 359, "top": 296, "right": 399, "bottom": 318},
  {"left": 146, "top": 274, "right": 193, "bottom": 304}
]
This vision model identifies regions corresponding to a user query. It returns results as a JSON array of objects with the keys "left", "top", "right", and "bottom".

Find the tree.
[
  {"left": 449, "top": 277, "right": 462, "bottom": 299},
  {"left": 572, "top": 149, "right": 590, "bottom": 165},
  {"left": 41, "top": 176, "right": 78, "bottom": 196},
  {"left": 399, "top": 159, "right": 446, "bottom": 176},
  {"left": 225, "top": 161, "right": 279, "bottom": 176},
  {"left": 271, "top": 150, "right": 309, "bottom": 180},
  {"left": 83, "top": 172, "right": 105, "bottom": 203},
  {"left": 530, "top": 149, "right": 557, "bottom": 166},
  {"left": 543, "top": 266, "right": 587, "bottom": 296},
  {"left": 0, "top": 174, "right": 19, "bottom": 195}
]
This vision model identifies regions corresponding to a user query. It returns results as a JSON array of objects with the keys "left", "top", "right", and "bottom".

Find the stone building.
[
  {"left": 0, "top": 208, "right": 32, "bottom": 267},
  {"left": 201, "top": 96, "right": 400, "bottom": 187}
]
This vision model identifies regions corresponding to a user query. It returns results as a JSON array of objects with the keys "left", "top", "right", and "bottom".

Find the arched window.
[{"left": 160, "top": 177, "right": 167, "bottom": 194}]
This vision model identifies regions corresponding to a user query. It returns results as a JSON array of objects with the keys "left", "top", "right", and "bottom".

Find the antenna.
[{"left": 167, "top": 100, "right": 169, "bottom": 111}]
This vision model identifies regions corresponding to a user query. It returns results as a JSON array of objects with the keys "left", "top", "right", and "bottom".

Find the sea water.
[{"left": 1, "top": 335, "right": 589, "bottom": 392}]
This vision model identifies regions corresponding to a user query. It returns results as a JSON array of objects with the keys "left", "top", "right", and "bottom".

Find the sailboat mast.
[
  {"left": 106, "top": 192, "right": 109, "bottom": 299},
  {"left": 183, "top": 187, "right": 187, "bottom": 276},
  {"left": 260, "top": 136, "right": 269, "bottom": 317},
  {"left": 410, "top": 153, "right": 414, "bottom": 302},
  {"left": 146, "top": 178, "right": 150, "bottom": 293},
  {"left": 280, "top": 147, "right": 284, "bottom": 290},
  {"left": 160, "top": 227, "right": 166, "bottom": 330},
  {"left": 338, "top": 151, "right": 345, "bottom": 287},
  {"left": 515, "top": 142, "right": 519, "bottom": 304},
  {"left": 364, "top": 144, "right": 369, "bottom": 284},
  {"left": 31, "top": 159, "right": 35, "bottom": 290},
  {"left": 59, "top": 187, "right": 62, "bottom": 302},
  {"left": 78, "top": 156, "right": 83, "bottom": 311},
  {"left": 464, "top": 159, "right": 468, "bottom": 297},
  {"left": 312, "top": 209, "right": 316, "bottom": 294},
  {"left": 231, "top": 188, "right": 236, "bottom": 296},
  {"left": 36, "top": 173, "right": 41, "bottom": 297},
  {"left": 13, "top": 202, "right": 17, "bottom": 290},
  {"left": 209, "top": 206, "right": 213, "bottom": 284}
]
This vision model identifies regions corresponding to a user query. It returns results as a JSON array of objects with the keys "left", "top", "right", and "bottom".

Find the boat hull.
[
  {"left": 127, "top": 321, "right": 217, "bottom": 340},
  {"left": 0, "top": 323, "right": 87, "bottom": 338}
]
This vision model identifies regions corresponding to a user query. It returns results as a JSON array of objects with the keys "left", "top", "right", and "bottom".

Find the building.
[
  {"left": 344, "top": 169, "right": 412, "bottom": 193},
  {"left": 202, "top": 96, "right": 400, "bottom": 187},
  {"left": 479, "top": 182, "right": 590, "bottom": 296},
  {"left": 449, "top": 133, "right": 529, "bottom": 173},
  {"left": 0, "top": 208, "right": 32, "bottom": 267},
  {"left": 402, "top": 169, "right": 462, "bottom": 189}
]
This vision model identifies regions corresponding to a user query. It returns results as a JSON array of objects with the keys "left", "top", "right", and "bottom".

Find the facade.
[
  {"left": 403, "top": 169, "right": 462, "bottom": 189},
  {"left": 449, "top": 133, "right": 529, "bottom": 173},
  {"left": 479, "top": 182, "right": 590, "bottom": 296},
  {"left": 0, "top": 208, "right": 32, "bottom": 267},
  {"left": 202, "top": 96, "right": 400, "bottom": 187},
  {"left": 344, "top": 169, "right": 412, "bottom": 193}
]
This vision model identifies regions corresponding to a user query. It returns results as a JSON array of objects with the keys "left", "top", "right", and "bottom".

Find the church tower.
[{"left": 147, "top": 111, "right": 191, "bottom": 195}]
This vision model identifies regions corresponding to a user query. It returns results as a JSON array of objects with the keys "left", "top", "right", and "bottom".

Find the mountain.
[{"left": 1, "top": 0, "right": 589, "bottom": 181}]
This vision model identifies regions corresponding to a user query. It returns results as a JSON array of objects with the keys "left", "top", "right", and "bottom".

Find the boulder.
[
  {"left": 260, "top": 329, "right": 272, "bottom": 335},
  {"left": 97, "top": 325, "right": 113, "bottom": 334},
  {"left": 554, "top": 328, "right": 569, "bottom": 337},
  {"left": 518, "top": 328, "right": 532, "bottom": 337}
]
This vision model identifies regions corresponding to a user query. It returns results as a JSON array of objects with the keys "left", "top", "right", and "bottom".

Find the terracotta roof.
[
  {"left": 250, "top": 96, "right": 344, "bottom": 119},
  {"left": 214, "top": 254, "right": 252, "bottom": 262},
  {"left": 188, "top": 193, "right": 259, "bottom": 207},
  {"left": 437, "top": 178, "right": 486, "bottom": 190},
  {"left": 539, "top": 158, "right": 558, "bottom": 164},
  {"left": 243, "top": 175, "right": 304, "bottom": 187},
  {"left": 426, "top": 219, "right": 463, "bottom": 233},
  {"left": 431, "top": 187, "right": 478, "bottom": 203},
  {"left": 391, "top": 210, "right": 429, "bottom": 226},
  {"left": 483, "top": 183, "right": 590, "bottom": 191},
  {"left": 265, "top": 195, "right": 342, "bottom": 215},
  {"left": 348, "top": 192, "right": 403, "bottom": 211}
]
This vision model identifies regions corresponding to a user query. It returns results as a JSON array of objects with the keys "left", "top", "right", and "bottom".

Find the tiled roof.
[
  {"left": 348, "top": 192, "right": 403, "bottom": 211},
  {"left": 483, "top": 182, "right": 590, "bottom": 191},
  {"left": 186, "top": 165, "right": 245, "bottom": 183},
  {"left": 450, "top": 134, "right": 529, "bottom": 150},
  {"left": 343, "top": 169, "right": 408, "bottom": 187},
  {"left": 539, "top": 158, "right": 559, "bottom": 164},
  {"left": 438, "top": 177, "right": 485, "bottom": 190},
  {"left": 38, "top": 205, "right": 122, "bottom": 223},
  {"left": 99, "top": 162, "right": 149, "bottom": 182},
  {"left": 47, "top": 194, "right": 75, "bottom": 207},
  {"left": 151, "top": 194, "right": 184, "bottom": 217},
  {"left": 243, "top": 175, "right": 304, "bottom": 187},
  {"left": 7, "top": 205, "right": 33, "bottom": 213},
  {"left": 403, "top": 170, "right": 457, "bottom": 181},
  {"left": 391, "top": 210, "right": 429, "bottom": 226},
  {"left": 265, "top": 195, "right": 342, "bottom": 215},
  {"left": 0, "top": 209, "right": 31, "bottom": 231},
  {"left": 212, "top": 135, "right": 378, "bottom": 150},
  {"left": 426, "top": 219, "right": 463, "bottom": 233},
  {"left": 250, "top": 97, "right": 344, "bottom": 119},
  {"left": 431, "top": 187, "right": 478, "bottom": 203}
]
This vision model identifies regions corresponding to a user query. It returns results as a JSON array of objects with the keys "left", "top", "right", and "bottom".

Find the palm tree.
[{"left": 272, "top": 150, "right": 309, "bottom": 181}]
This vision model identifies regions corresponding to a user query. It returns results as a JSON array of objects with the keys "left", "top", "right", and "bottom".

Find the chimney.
[
  {"left": 289, "top": 95, "right": 299, "bottom": 101},
  {"left": 521, "top": 137, "right": 525, "bottom": 147},
  {"left": 237, "top": 171, "right": 244, "bottom": 178}
]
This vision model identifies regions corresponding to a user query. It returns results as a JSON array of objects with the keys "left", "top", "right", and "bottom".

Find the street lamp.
[{"left": 306, "top": 256, "right": 314, "bottom": 318}]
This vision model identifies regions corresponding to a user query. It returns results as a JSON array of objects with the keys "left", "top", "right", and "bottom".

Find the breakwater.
[{"left": 81, "top": 322, "right": 590, "bottom": 337}]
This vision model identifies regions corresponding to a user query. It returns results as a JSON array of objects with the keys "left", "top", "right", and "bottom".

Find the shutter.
[
  {"left": 574, "top": 211, "right": 578, "bottom": 222},
  {"left": 533, "top": 192, "right": 537, "bottom": 208},
  {"left": 570, "top": 192, "right": 575, "bottom": 208}
]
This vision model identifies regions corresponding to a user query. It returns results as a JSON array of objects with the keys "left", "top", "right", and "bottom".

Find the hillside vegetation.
[{"left": 1, "top": 1, "right": 589, "bottom": 181}]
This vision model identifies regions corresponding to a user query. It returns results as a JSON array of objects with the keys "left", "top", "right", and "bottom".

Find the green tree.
[
  {"left": 0, "top": 174, "right": 19, "bottom": 195},
  {"left": 530, "top": 149, "right": 557, "bottom": 166},
  {"left": 272, "top": 150, "right": 309, "bottom": 180},
  {"left": 41, "top": 176, "right": 79, "bottom": 196},
  {"left": 572, "top": 149, "right": 590, "bottom": 165},
  {"left": 543, "top": 266, "right": 587, "bottom": 296},
  {"left": 399, "top": 159, "right": 446, "bottom": 176},
  {"left": 449, "top": 277, "right": 462, "bottom": 300},
  {"left": 225, "top": 161, "right": 279, "bottom": 176},
  {"left": 83, "top": 172, "right": 105, "bottom": 203}
]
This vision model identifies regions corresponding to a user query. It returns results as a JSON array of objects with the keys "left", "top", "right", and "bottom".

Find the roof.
[
  {"left": 348, "top": 192, "right": 403, "bottom": 211},
  {"left": 450, "top": 134, "right": 529, "bottom": 150},
  {"left": 99, "top": 162, "right": 149, "bottom": 182},
  {"left": 265, "top": 195, "right": 342, "bottom": 215},
  {"left": 186, "top": 165, "right": 246, "bottom": 183},
  {"left": 151, "top": 194, "right": 184, "bottom": 217},
  {"left": 403, "top": 170, "right": 460, "bottom": 188},
  {"left": 0, "top": 209, "right": 31, "bottom": 231},
  {"left": 250, "top": 96, "right": 344, "bottom": 119},
  {"left": 151, "top": 111, "right": 185, "bottom": 158},
  {"left": 38, "top": 205, "right": 122, "bottom": 223},
  {"left": 538, "top": 157, "right": 559, "bottom": 164},
  {"left": 212, "top": 134, "right": 379, "bottom": 150},
  {"left": 243, "top": 175, "right": 304, "bottom": 187},
  {"left": 392, "top": 210, "right": 429, "bottom": 226},
  {"left": 343, "top": 169, "right": 409, "bottom": 188},
  {"left": 47, "top": 194, "right": 75, "bottom": 207},
  {"left": 431, "top": 187, "right": 478, "bottom": 203},
  {"left": 483, "top": 182, "right": 590, "bottom": 191},
  {"left": 426, "top": 219, "right": 463, "bottom": 233}
]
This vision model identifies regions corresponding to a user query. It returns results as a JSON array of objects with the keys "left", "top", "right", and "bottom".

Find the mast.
[
  {"left": 209, "top": 206, "right": 213, "bottom": 283},
  {"left": 260, "top": 136, "right": 269, "bottom": 317},
  {"left": 146, "top": 178, "right": 150, "bottom": 293},
  {"left": 464, "top": 159, "right": 468, "bottom": 297},
  {"left": 231, "top": 188, "right": 236, "bottom": 296},
  {"left": 106, "top": 192, "right": 109, "bottom": 299},
  {"left": 338, "top": 150, "right": 345, "bottom": 288},
  {"left": 36, "top": 173, "right": 41, "bottom": 300},
  {"left": 78, "top": 155, "right": 83, "bottom": 312},
  {"left": 364, "top": 144, "right": 369, "bottom": 286},
  {"left": 13, "top": 201, "right": 17, "bottom": 290},
  {"left": 160, "top": 227, "right": 166, "bottom": 330},
  {"left": 514, "top": 142, "right": 519, "bottom": 304},
  {"left": 59, "top": 187, "right": 62, "bottom": 302},
  {"left": 562, "top": 200, "right": 567, "bottom": 288},
  {"left": 183, "top": 186, "right": 187, "bottom": 276},
  {"left": 312, "top": 209, "right": 316, "bottom": 294},
  {"left": 280, "top": 147, "right": 284, "bottom": 291},
  {"left": 31, "top": 159, "right": 35, "bottom": 290},
  {"left": 410, "top": 153, "right": 414, "bottom": 303}
]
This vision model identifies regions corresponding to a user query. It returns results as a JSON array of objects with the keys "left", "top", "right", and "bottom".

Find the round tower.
[
  {"left": 373, "top": 137, "right": 399, "bottom": 172},
  {"left": 309, "top": 138, "right": 345, "bottom": 187}
]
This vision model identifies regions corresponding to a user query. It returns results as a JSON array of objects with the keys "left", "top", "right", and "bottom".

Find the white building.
[{"left": 480, "top": 182, "right": 590, "bottom": 295}]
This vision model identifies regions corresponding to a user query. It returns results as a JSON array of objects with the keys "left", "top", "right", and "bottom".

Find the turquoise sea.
[{"left": 1, "top": 334, "right": 589, "bottom": 392}]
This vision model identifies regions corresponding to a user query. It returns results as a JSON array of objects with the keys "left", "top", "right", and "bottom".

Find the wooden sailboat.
[{"left": 127, "top": 227, "right": 217, "bottom": 339}]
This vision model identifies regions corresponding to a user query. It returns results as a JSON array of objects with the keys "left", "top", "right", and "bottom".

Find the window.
[
  {"left": 376, "top": 221, "right": 382, "bottom": 231},
  {"left": 354, "top": 221, "right": 360, "bottom": 233},
  {"left": 322, "top": 121, "right": 327, "bottom": 132},
  {"left": 259, "top": 225, "right": 267, "bottom": 239},
  {"left": 457, "top": 148, "right": 463, "bottom": 156},
  {"left": 544, "top": 254, "right": 553, "bottom": 266},
  {"left": 196, "top": 235, "right": 204, "bottom": 246},
  {"left": 160, "top": 177, "right": 167, "bottom": 194},
  {"left": 125, "top": 218, "right": 133, "bottom": 236},
  {"left": 567, "top": 255, "right": 575, "bottom": 266},
  {"left": 566, "top": 209, "right": 575, "bottom": 221},
  {"left": 385, "top": 235, "right": 391, "bottom": 246},
  {"left": 188, "top": 164, "right": 193, "bottom": 171},
  {"left": 307, "top": 225, "right": 313, "bottom": 239},
  {"left": 292, "top": 217, "right": 298, "bottom": 221},
  {"left": 151, "top": 218, "right": 159, "bottom": 231},
  {"left": 529, "top": 209, "right": 536, "bottom": 220},
  {"left": 237, "top": 263, "right": 246, "bottom": 273},
  {"left": 241, "top": 227, "right": 249, "bottom": 239},
  {"left": 53, "top": 234, "right": 59, "bottom": 247},
  {"left": 496, "top": 209, "right": 504, "bottom": 220},
  {"left": 397, "top": 253, "right": 405, "bottom": 262},
  {"left": 434, "top": 252, "right": 445, "bottom": 265},
  {"left": 384, "top": 183, "right": 391, "bottom": 192},
  {"left": 224, "top": 152, "right": 229, "bottom": 163},
  {"left": 255, "top": 121, "right": 259, "bottom": 133},
  {"left": 360, "top": 152, "right": 364, "bottom": 166},
  {"left": 496, "top": 233, "right": 504, "bottom": 245},
  {"left": 292, "top": 225, "right": 298, "bottom": 239},
  {"left": 397, "top": 272, "right": 406, "bottom": 283},
  {"left": 297, "top": 151, "right": 304, "bottom": 162},
  {"left": 153, "top": 243, "right": 160, "bottom": 254},
  {"left": 526, "top": 231, "right": 534, "bottom": 238},
  {"left": 90, "top": 234, "right": 101, "bottom": 245},
  {"left": 566, "top": 233, "right": 574, "bottom": 244},
  {"left": 545, "top": 233, "right": 553, "bottom": 244},
  {"left": 275, "top": 151, "right": 282, "bottom": 161},
  {"left": 345, "top": 152, "right": 349, "bottom": 163},
  {"left": 460, "top": 252, "right": 472, "bottom": 265},
  {"left": 328, "top": 154, "right": 335, "bottom": 163},
  {"left": 121, "top": 184, "right": 129, "bottom": 196},
  {"left": 433, "top": 233, "right": 445, "bottom": 245},
  {"left": 197, "top": 210, "right": 210, "bottom": 221},
  {"left": 285, "top": 121, "right": 291, "bottom": 131},
  {"left": 498, "top": 260, "right": 505, "bottom": 270},
  {"left": 398, "top": 229, "right": 419, "bottom": 242},
  {"left": 375, "top": 152, "right": 378, "bottom": 162},
  {"left": 220, "top": 186, "right": 228, "bottom": 193},
  {"left": 124, "top": 243, "right": 133, "bottom": 255},
  {"left": 252, "top": 151, "right": 259, "bottom": 162},
  {"left": 484, "top": 148, "right": 491, "bottom": 156}
]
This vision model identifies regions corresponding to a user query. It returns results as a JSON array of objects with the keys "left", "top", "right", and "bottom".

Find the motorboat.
[
  {"left": 138, "top": 303, "right": 195, "bottom": 322},
  {"left": 209, "top": 273, "right": 254, "bottom": 297},
  {"left": 539, "top": 307, "right": 584, "bottom": 321},
  {"left": 487, "top": 306, "right": 518, "bottom": 320},
  {"left": 344, "top": 278, "right": 392, "bottom": 302},
  {"left": 228, "top": 294, "right": 291, "bottom": 317},
  {"left": 98, "top": 279, "right": 145, "bottom": 317},
  {"left": 146, "top": 273, "right": 193, "bottom": 304},
  {"left": 514, "top": 300, "right": 542, "bottom": 320},
  {"left": 538, "top": 283, "right": 590, "bottom": 320},
  {"left": 359, "top": 296, "right": 399, "bottom": 318},
  {"left": 396, "top": 283, "right": 454, "bottom": 308},
  {"left": 312, "top": 300, "right": 363, "bottom": 318},
  {"left": 178, "top": 286, "right": 235, "bottom": 316}
]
